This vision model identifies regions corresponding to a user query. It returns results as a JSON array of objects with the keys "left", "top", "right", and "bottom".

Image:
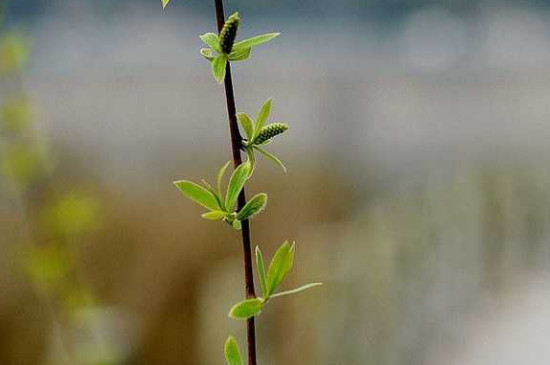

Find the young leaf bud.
[
  {"left": 220, "top": 12, "right": 240, "bottom": 54},
  {"left": 254, "top": 123, "right": 288, "bottom": 145}
]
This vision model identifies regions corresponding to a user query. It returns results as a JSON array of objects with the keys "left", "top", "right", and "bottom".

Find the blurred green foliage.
[
  {"left": 0, "top": 16, "right": 119, "bottom": 365},
  {"left": 1, "top": 97, "right": 33, "bottom": 133},
  {"left": 43, "top": 192, "right": 101, "bottom": 236},
  {"left": 0, "top": 33, "right": 30, "bottom": 74},
  {"left": 24, "top": 242, "right": 71, "bottom": 293},
  {"left": 1, "top": 142, "right": 44, "bottom": 188}
]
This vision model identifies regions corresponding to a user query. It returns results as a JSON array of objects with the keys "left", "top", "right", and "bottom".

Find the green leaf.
[
  {"left": 200, "top": 48, "right": 215, "bottom": 62},
  {"left": 228, "top": 298, "right": 264, "bottom": 320},
  {"left": 266, "top": 241, "right": 295, "bottom": 297},
  {"left": 174, "top": 180, "right": 220, "bottom": 211},
  {"left": 217, "top": 161, "right": 231, "bottom": 198},
  {"left": 199, "top": 33, "right": 221, "bottom": 53},
  {"left": 228, "top": 47, "right": 251, "bottom": 62},
  {"left": 201, "top": 211, "right": 226, "bottom": 220},
  {"left": 246, "top": 147, "right": 256, "bottom": 176},
  {"left": 224, "top": 336, "right": 244, "bottom": 365},
  {"left": 231, "top": 219, "right": 242, "bottom": 230},
  {"left": 212, "top": 55, "right": 228, "bottom": 84},
  {"left": 254, "top": 146, "right": 287, "bottom": 173},
  {"left": 201, "top": 179, "right": 224, "bottom": 210},
  {"left": 161, "top": 0, "right": 171, "bottom": 9},
  {"left": 270, "top": 283, "right": 323, "bottom": 299},
  {"left": 254, "top": 98, "right": 272, "bottom": 139},
  {"left": 236, "top": 193, "right": 267, "bottom": 221},
  {"left": 237, "top": 113, "right": 254, "bottom": 141},
  {"left": 225, "top": 161, "right": 251, "bottom": 211},
  {"left": 233, "top": 33, "right": 280, "bottom": 51},
  {"left": 255, "top": 246, "right": 267, "bottom": 297}
]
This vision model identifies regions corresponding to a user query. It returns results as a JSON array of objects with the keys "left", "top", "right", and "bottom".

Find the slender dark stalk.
[{"left": 212, "top": 1, "right": 258, "bottom": 364}]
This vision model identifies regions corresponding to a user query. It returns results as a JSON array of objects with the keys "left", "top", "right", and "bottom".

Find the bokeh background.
[{"left": 3, "top": 0, "right": 550, "bottom": 364}]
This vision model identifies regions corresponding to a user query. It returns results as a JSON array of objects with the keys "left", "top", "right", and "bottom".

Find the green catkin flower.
[
  {"left": 254, "top": 123, "right": 288, "bottom": 145},
  {"left": 220, "top": 12, "right": 240, "bottom": 54}
]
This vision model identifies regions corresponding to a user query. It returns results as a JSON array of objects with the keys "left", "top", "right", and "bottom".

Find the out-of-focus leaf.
[
  {"left": 62, "top": 287, "right": 95, "bottom": 312},
  {"left": 224, "top": 336, "right": 244, "bottom": 365},
  {"left": 46, "top": 192, "right": 101, "bottom": 235},
  {"left": 1, "top": 98, "right": 33, "bottom": 133},
  {"left": 0, "top": 33, "right": 31, "bottom": 73},
  {"left": 228, "top": 298, "right": 264, "bottom": 320},
  {"left": 1, "top": 144, "right": 45, "bottom": 189},
  {"left": 24, "top": 244, "right": 70, "bottom": 292},
  {"left": 161, "top": 0, "right": 171, "bottom": 9}
]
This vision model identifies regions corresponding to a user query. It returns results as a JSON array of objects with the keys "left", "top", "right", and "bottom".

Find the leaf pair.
[
  {"left": 174, "top": 161, "right": 267, "bottom": 229},
  {"left": 199, "top": 12, "right": 280, "bottom": 83},
  {"left": 238, "top": 99, "right": 288, "bottom": 173},
  {"left": 228, "top": 241, "right": 322, "bottom": 320}
]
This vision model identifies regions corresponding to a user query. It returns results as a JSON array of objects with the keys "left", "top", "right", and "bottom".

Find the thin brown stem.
[{"left": 212, "top": 1, "right": 258, "bottom": 364}]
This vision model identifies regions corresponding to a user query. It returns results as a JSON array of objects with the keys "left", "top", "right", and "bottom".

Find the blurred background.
[{"left": 2, "top": 0, "right": 550, "bottom": 364}]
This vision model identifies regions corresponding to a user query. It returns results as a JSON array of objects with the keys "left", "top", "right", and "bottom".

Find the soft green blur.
[{"left": 0, "top": 24, "right": 121, "bottom": 365}]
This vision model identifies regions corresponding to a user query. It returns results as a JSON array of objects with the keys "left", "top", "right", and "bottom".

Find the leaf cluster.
[
  {"left": 199, "top": 12, "right": 280, "bottom": 83},
  {"left": 174, "top": 161, "right": 267, "bottom": 229},
  {"left": 228, "top": 241, "right": 322, "bottom": 320},
  {"left": 238, "top": 98, "right": 288, "bottom": 173}
]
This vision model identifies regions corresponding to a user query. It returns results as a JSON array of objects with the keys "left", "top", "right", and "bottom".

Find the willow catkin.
[
  {"left": 220, "top": 12, "right": 240, "bottom": 54},
  {"left": 254, "top": 123, "right": 288, "bottom": 145}
]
